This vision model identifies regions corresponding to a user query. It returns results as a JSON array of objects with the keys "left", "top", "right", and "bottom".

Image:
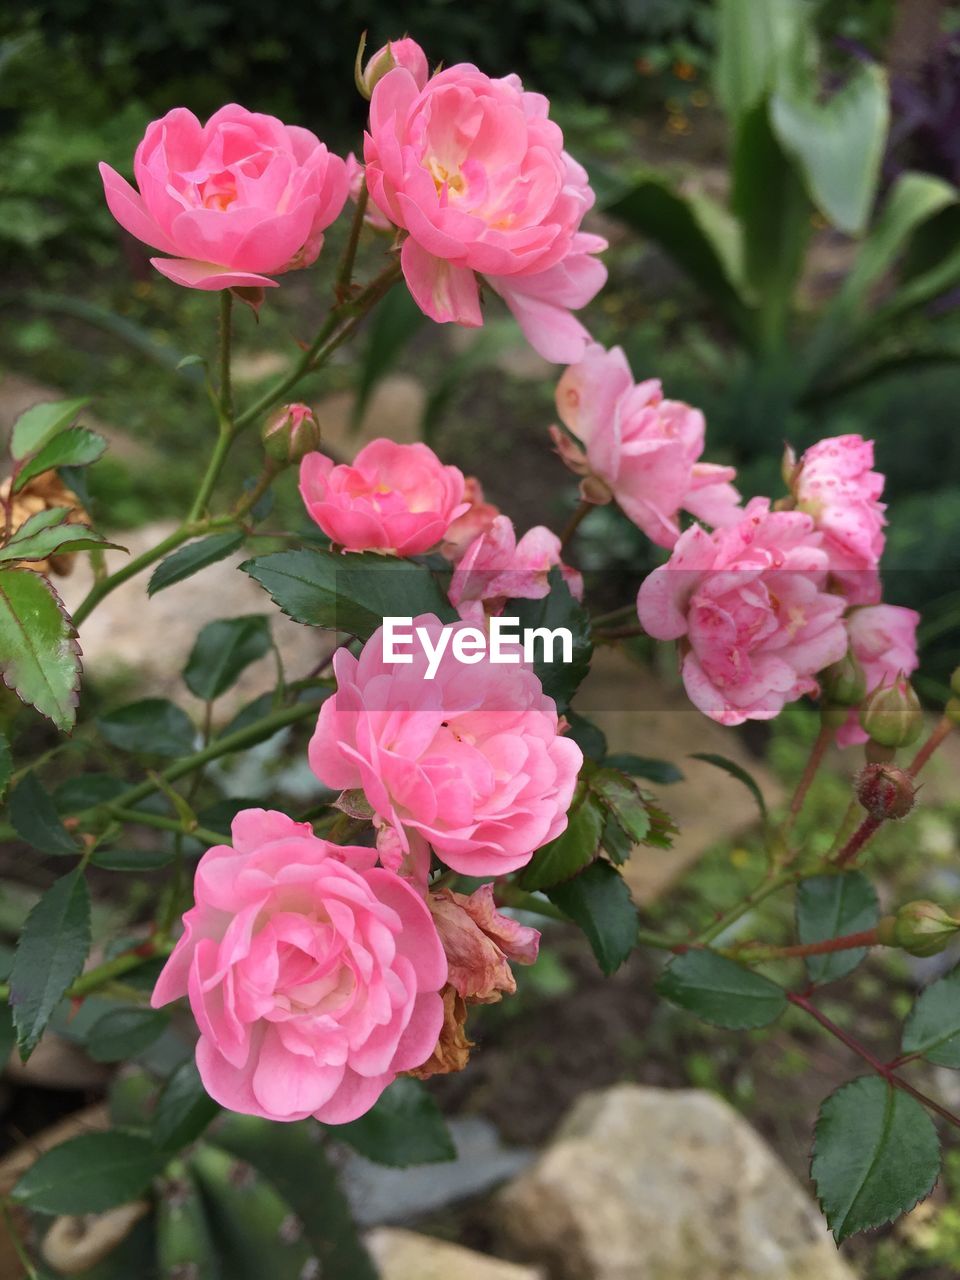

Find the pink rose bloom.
[
  {"left": 792, "top": 434, "right": 886, "bottom": 605},
  {"left": 151, "top": 809, "right": 446, "bottom": 1125},
  {"left": 637, "top": 498, "right": 848, "bottom": 725},
  {"left": 360, "top": 38, "right": 430, "bottom": 95},
  {"left": 553, "top": 344, "right": 741, "bottom": 548},
  {"left": 449, "top": 515, "right": 583, "bottom": 623},
  {"left": 363, "top": 52, "right": 607, "bottom": 361},
  {"left": 309, "top": 614, "right": 582, "bottom": 877},
  {"left": 428, "top": 883, "right": 540, "bottom": 1004},
  {"left": 440, "top": 477, "right": 500, "bottom": 562},
  {"left": 836, "top": 604, "right": 920, "bottom": 747},
  {"left": 299, "top": 438, "right": 467, "bottom": 554},
  {"left": 100, "top": 105, "right": 348, "bottom": 291}
]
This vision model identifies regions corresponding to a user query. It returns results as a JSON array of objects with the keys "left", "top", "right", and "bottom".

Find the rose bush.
[{"left": 3, "top": 24, "right": 959, "bottom": 1275}]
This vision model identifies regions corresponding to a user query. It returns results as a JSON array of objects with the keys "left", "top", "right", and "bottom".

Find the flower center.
[{"left": 426, "top": 156, "right": 465, "bottom": 198}]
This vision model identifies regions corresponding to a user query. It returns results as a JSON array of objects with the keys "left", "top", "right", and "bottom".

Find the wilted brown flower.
[{"left": 0, "top": 470, "right": 88, "bottom": 576}]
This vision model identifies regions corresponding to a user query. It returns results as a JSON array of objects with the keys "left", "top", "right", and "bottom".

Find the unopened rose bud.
[
  {"left": 859, "top": 674, "right": 923, "bottom": 748},
  {"left": 856, "top": 763, "right": 916, "bottom": 820},
  {"left": 355, "top": 34, "right": 429, "bottom": 99},
  {"left": 261, "top": 403, "right": 321, "bottom": 466},
  {"left": 821, "top": 651, "right": 867, "bottom": 709},
  {"left": 891, "top": 900, "right": 960, "bottom": 957}
]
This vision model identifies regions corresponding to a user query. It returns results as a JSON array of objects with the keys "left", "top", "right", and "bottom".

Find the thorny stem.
[
  {"left": 833, "top": 814, "right": 883, "bottom": 867},
  {"left": 725, "top": 926, "right": 884, "bottom": 964},
  {"left": 107, "top": 805, "right": 229, "bottom": 849},
  {"left": 785, "top": 721, "right": 833, "bottom": 829},
  {"left": 559, "top": 498, "right": 594, "bottom": 552},
  {"left": 335, "top": 177, "right": 370, "bottom": 300},
  {"left": 909, "top": 713, "right": 954, "bottom": 777},
  {"left": 218, "top": 289, "right": 233, "bottom": 422},
  {"left": 71, "top": 261, "right": 400, "bottom": 627},
  {"left": 788, "top": 990, "right": 960, "bottom": 1133}
]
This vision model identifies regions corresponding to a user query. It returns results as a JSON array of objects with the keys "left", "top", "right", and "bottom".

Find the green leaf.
[
  {"left": 10, "top": 870, "right": 90, "bottom": 1059},
  {"left": 605, "top": 174, "right": 751, "bottom": 335},
  {"left": 0, "top": 1003, "right": 14, "bottom": 1066},
  {"left": 334, "top": 1078, "right": 456, "bottom": 1166},
  {"left": 714, "top": 0, "right": 808, "bottom": 126},
  {"left": 0, "top": 510, "right": 119, "bottom": 563},
  {"left": 97, "top": 697, "right": 196, "bottom": 757},
  {"left": 152, "top": 1059, "right": 220, "bottom": 1151},
  {"left": 85, "top": 1007, "right": 170, "bottom": 1062},
  {"left": 9, "top": 397, "right": 89, "bottom": 460},
  {"left": 901, "top": 965, "right": 960, "bottom": 1068},
  {"left": 547, "top": 860, "right": 638, "bottom": 975},
  {"left": 690, "top": 752, "right": 768, "bottom": 823},
  {"left": 509, "top": 568, "right": 593, "bottom": 709},
  {"left": 812, "top": 1076, "right": 940, "bottom": 1243},
  {"left": 12, "top": 1130, "right": 166, "bottom": 1213},
  {"left": 519, "top": 792, "right": 603, "bottom": 891},
  {"left": 591, "top": 768, "right": 652, "bottom": 843},
  {"left": 564, "top": 711, "right": 607, "bottom": 761},
  {"left": 657, "top": 950, "right": 787, "bottom": 1029},
  {"left": 184, "top": 615, "right": 271, "bottom": 701},
  {"left": 0, "top": 731, "right": 12, "bottom": 801},
  {"left": 0, "top": 567, "right": 81, "bottom": 731},
  {"left": 731, "top": 100, "right": 810, "bottom": 341},
  {"left": 13, "top": 427, "right": 107, "bottom": 492},
  {"left": 213, "top": 1114, "right": 377, "bottom": 1280},
  {"left": 771, "top": 62, "right": 889, "bottom": 236},
  {"left": 604, "top": 753, "right": 683, "bottom": 784},
  {"left": 54, "top": 773, "right": 127, "bottom": 812},
  {"left": 796, "top": 872, "right": 879, "bottom": 985},
  {"left": 9, "top": 771, "right": 79, "bottom": 854},
  {"left": 148, "top": 531, "right": 245, "bottom": 596},
  {"left": 242, "top": 549, "right": 455, "bottom": 638},
  {"left": 805, "top": 172, "right": 957, "bottom": 379}
]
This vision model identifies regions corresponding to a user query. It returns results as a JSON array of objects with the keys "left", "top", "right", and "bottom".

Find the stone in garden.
[
  {"left": 338, "top": 1116, "right": 533, "bottom": 1226},
  {"left": 496, "top": 1084, "right": 856, "bottom": 1280},
  {"left": 366, "top": 1228, "right": 543, "bottom": 1280}
]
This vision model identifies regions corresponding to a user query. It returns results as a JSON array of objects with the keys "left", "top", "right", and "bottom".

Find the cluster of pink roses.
[
  {"left": 100, "top": 36, "right": 605, "bottom": 359},
  {"left": 122, "top": 34, "right": 920, "bottom": 1129}
]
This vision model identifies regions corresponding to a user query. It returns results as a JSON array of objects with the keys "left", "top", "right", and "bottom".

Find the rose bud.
[
  {"left": 859, "top": 674, "right": 923, "bottom": 749},
  {"left": 261, "top": 403, "right": 321, "bottom": 466},
  {"left": 889, "top": 901, "right": 960, "bottom": 957},
  {"left": 855, "top": 763, "right": 916, "bottom": 821},
  {"left": 821, "top": 651, "right": 867, "bottom": 709},
  {"left": 356, "top": 35, "right": 429, "bottom": 99}
]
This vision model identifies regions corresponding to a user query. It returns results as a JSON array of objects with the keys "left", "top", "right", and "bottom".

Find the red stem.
[
  {"left": 832, "top": 814, "right": 882, "bottom": 867},
  {"left": 909, "top": 714, "right": 953, "bottom": 777},
  {"left": 731, "top": 927, "right": 881, "bottom": 961},
  {"left": 788, "top": 990, "right": 960, "bottom": 1132},
  {"left": 788, "top": 722, "right": 833, "bottom": 820}
]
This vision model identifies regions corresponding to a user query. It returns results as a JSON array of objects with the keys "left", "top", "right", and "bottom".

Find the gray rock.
[
  {"left": 496, "top": 1084, "right": 857, "bottom": 1280},
  {"left": 366, "top": 1228, "right": 543, "bottom": 1280},
  {"left": 337, "top": 1116, "right": 533, "bottom": 1227}
]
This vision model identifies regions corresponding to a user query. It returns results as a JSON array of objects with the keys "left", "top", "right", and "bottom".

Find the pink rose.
[
  {"left": 428, "top": 883, "right": 540, "bottom": 1004},
  {"left": 363, "top": 57, "right": 607, "bottom": 361},
  {"left": 309, "top": 614, "right": 583, "bottom": 877},
  {"left": 449, "top": 515, "right": 583, "bottom": 622},
  {"left": 151, "top": 809, "right": 446, "bottom": 1125},
  {"left": 553, "top": 344, "right": 741, "bottom": 548},
  {"left": 440, "top": 477, "right": 500, "bottom": 562},
  {"left": 299, "top": 438, "right": 468, "bottom": 554},
  {"left": 100, "top": 105, "right": 348, "bottom": 291},
  {"left": 792, "top": 434, "right": 886, "bottom": 605},
  {"left": 360, "top": 38, "right": 431, "bottom": 96},
  {"left": 637, "top": 498, "right": 848, "bottom": 725},
  {"left": 836, "top": 604, "right": 920, "bottom": 747}
]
